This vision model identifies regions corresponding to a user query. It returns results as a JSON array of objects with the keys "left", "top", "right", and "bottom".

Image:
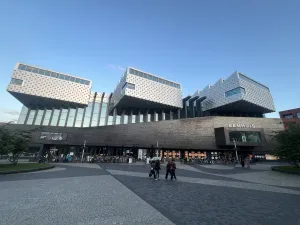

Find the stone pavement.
[{"left": 0, "top": 162, "right": 300, "bottom": 225}]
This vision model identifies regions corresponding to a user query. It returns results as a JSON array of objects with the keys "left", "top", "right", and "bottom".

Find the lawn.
[
  {"left": 273, "top": 166, "right": 300, "bottom": 175},
  {"left": 0, "top": 163, "right": 50, "bottom": 172}
]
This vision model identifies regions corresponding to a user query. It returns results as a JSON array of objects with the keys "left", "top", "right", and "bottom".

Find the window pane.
[
  {"left": 50, "top": 109, "right": 60, "bottom": 126},
  {"left": 75, "top": 78, "right": 81, "bottom": 83},
  {"left": 70, "top": 77, "right": 75, "bottom": 82},
  {"left": 74, "top": 108, "right": 84, "bottom": 127},
  {"left": 51, "top": 72, "right": 58, "bottom": 78},
  {"left": 58, "top": 109, "right": 68, "bottom": 126},
  {"left": 38, "top": 69, "right": 45, "bottom": 75},
  {"left": 129, "top": 68, "right": 134, "bottom": 74},
  {"left": 34, "top": 110, "right": 44, "bottom": 125},
  {"left": 64, "top": 75, "right": 70, "bottom": 81},
  {"left": 116, "top": 115, "right": 121, "bottom": 125},
  {"left": 42, "top": 109, "right": 52, "bottom": 126},
  {"left": 32, "top": 67, "right": 38, "bottom": 73},
  {"left": 44, "top": 71, "right": 50, "bottom": 76},
  {"left": 17, "top": 106, "right": 28, "bottom": 124},
  {"left": 131, "top": 115, "right": 136, "bottom": 124},
  {"left": 153, "top": 76, "right": 158, "bottom": 82},
  {"left": 284, "top": 114, "right": 293, "bottom": 119},
  {"left": 18, "top": 64, "right": 26, "bottom": 70},
  {"left": 91, "top": 103, "right": 100, "bottom": 127},
  {"left": 225, "top": 87, "right": 245, "bottom": 97},
  {"left": 86, "top": 80, "right": 90, "bottom": 85},
  {"left": 107, "top": 116, "right": 113, "bottom": 125},
  {"left": 26, "top": 110, "right": 36, "bottom": 125},
  {"left": 25, "top": 66, "right": 32, "bottom": 72},
  {"left": 83, "top": 103, "right": 93, "bottom": 127},
  {"left": 10, "top": 78, "right": 23, "bottom": 85},
  {"left": 99, "top": 103, "right": 107, "bottom": 126},
  {"left": 59, "top": 74, "right": 65, "bottom": 79},
  {"left": 66, "top": 108, "right": 76, "bottom": 127},
  {"left": 297, "top": 112, "right": 300, "bottom": 119},
  {"left": 133, "top": 70, "right": 138, "bottom": 75}
]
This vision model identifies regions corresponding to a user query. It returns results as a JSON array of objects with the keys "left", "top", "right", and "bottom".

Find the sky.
[{"left": 0, "top": 0, "right": 299, "bottom": 122}]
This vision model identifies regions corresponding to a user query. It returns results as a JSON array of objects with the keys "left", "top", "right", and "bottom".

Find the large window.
[
  {"left": 26, "top": 110, "right": 36, "bottom": 125},
  {"left": 91, "top": 102, "right": 100, "bottom": 127},
  {"left": 17, "top": 64, "right": 90, "bottom": 85},
  {"left": 58, "top": 109, "right": 68, "bottom": 126},
  {"left": 229, "top": 131, "right": 261, "bottom": 143},
  {"left": 128, "top": 68, "right": 180, "bottom": 89},
  {"left": 225, "top": 87, "right": 246, "bottom": 97},
  {"left": 42, "top": 110, "right": 52, "bottom": 126},
  {"left": 17, "top": 106, "right": 28, "bottom": 124},
  {"left": 83, "top": 102, "right": 93, "bottom": 127},
  {"left": 297, "top": 112, "right": 300, "bottom": 119},
  {"left": 66, "top": 108, "right": 76, "bottom": 127},
  {"left": 116, "top": 115, "right": 121, "bottom": 125},
  {"left": 284, "top": 114, "right": 293, "bottom": 119},
  {"left": 10, "top": 78, "right": 23, "bottom": 86},
  {"left": 99, "top": 103, "right": 108, "bottom": 126},
  {"left": 34, "top": 110, "right": 44, "bottom": 125},
  {"left": 50, "top": 109, "right": 60, "bottom": 126},
  {"left": 74, "top": 108, "right": 84, "bottom": 127},
  {"left": 239, "top": 73, "right": 269, "bottom": 91},
  {"left": 107, "top": 116, "right": 114, "bottom": 125}
]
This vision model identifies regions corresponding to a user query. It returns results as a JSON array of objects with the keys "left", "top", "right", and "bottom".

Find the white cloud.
[{"left": 107, "top": 64, "right": 125, "bottom": 72}]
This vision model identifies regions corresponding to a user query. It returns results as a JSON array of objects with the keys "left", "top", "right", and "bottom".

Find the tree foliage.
[
  {"left": 272, "top": 124, "right": 300, "bottom": 167},
  {"left": 0, "top": 127, "right": 32, "bottom": 164}
]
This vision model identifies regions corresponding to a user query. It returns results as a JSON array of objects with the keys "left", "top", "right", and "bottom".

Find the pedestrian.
[
  {"left": 154, "top": 160, "right": 161, "bottom": 180},
  {"left": 245, "top": 155, "right": 250, "bottom": 169},
  {"left": 165, "top": 160, "right": 171, "bottom": 179},
  {"left": 241, "top": 157, "right": 245, "bottom": 168},
  {"left": 170, "top": 159, "right": 177, "bottom": 180},
  {"left": 149, "top": 160, "right": 156, "bottom": 179}
]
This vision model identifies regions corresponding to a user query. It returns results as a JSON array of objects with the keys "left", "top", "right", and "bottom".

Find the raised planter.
[
  {"left": 0, "top": 165, "right": 55, "bottom": 175},
  {"left": 271, "top": 166, "right": 300, "bottom": 175}
]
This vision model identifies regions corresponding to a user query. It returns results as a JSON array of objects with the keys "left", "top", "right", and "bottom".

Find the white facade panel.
[
  {"left": 193, "top": 71, "right": 275, "bottom": 112},
  {"left": 7, "top": 62, "right": 92, "bottom": 106}
]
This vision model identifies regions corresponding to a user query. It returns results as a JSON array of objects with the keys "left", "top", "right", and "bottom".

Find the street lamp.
[{"left": 232, "top": 138, "right": 239, "bottom": 163}]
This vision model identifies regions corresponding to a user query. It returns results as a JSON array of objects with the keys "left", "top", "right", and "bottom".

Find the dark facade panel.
[{"left": 7, "top": 117, "right": 283, "bottom": 152}]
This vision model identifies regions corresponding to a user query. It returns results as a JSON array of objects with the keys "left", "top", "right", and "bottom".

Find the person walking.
[
  {"left": 241, "top": 157, "right": 245, "bottom": 168},
  {"left": 149, "top": 160, "right": 156, "bottom": 179},
  {"left": 245, "top": 155, "right": 251, "bottom": 169},
  {"left": 165, "top": 160, "right": 171, "bottom": 179},
  {"left": 154, "top": 160, "right": 161, "bottom": 180},
  {"left": 170, "top": 159, "right": 177, "bottom": 180}
]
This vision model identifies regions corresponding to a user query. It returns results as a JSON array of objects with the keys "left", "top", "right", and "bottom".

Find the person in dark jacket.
[
  {"left": 149, "top": 160, "right": 156, "bottom": 179},
  {"left": 154, "top": 160, "right": 161, "bottom": 180},
  {"left": 165, "top": 160, "right": 171, "bottom": 179},
  {"left": 170, "top": 159, "right": 177, "bottom": 180},
  {"left": 241, "top": 157, "right": 245, "bottom": 168}
]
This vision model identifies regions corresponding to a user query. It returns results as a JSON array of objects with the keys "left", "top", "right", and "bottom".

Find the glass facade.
[
  {"left": 229, "top": 131, "right": 261, "bottom": 143},
  {"left": 18, "top": 64, "right": 90, "bottom": 85},
  {"left": 297, "top": 112, "right": 300, "bottom": 118},
  {"left": 34, "top": 110, "right": 44, "bottom": 125},
  {"left": 225, "top": 87, "right": 246, "bottom": 97},
  {"left": 17, "top": 106, "right": 28, "bottom": 124},
  {"left": 42, "top": 110, "right": 52, "bottom": 126},
  {"left": 284, "top": 114, "right": 293, "bottom": 119},
  {"left": 18, "top": 92, "right": 181, "bottom": 127},
  {"left": 10, "top": 78, "right": 23, "bottom": 86}
]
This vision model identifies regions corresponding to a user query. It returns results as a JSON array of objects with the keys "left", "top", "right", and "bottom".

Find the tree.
[
  {"left": 0, "top": 127, "right": 32, "bottom": 164},
  {"left": 272, "top": 124, "right": 300, "bottom": 167}
]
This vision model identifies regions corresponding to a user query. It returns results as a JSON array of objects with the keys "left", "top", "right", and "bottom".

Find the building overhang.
[
  {"left": 111, "top": 95, "right": 182, "bottom": 115},
  {"left": 8, "top": 91, "right": 87, "bottom": 109},
  {"left": 205, "top": 100, "right": 275, "bottom": 114}
]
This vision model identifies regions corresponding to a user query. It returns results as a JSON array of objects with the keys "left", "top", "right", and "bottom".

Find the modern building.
[
  {"left": 6, "top": 62, "right": 282, "bottom": 160},
  {"left": 279, "top": 108, "right": 300, "bottom": 129}
]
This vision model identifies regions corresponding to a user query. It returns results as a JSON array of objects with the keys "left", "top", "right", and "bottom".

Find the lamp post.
[
  {"left": 81, "top": 140, "right": 86, "bottom": 162},
  {"left": 233, "top": 138, "right": 239, "bottom": 164}
]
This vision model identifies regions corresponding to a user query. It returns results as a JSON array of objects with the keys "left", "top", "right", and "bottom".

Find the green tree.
[
  {"left": 0, "top": 127, "right": 32, "bottom": 164},
  {"left": 272, "top": 124, "right": 300, "bottom": 167}
]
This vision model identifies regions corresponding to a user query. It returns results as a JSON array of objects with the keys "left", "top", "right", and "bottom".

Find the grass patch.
[
  {"left": 272, "top": 166, "right": 300, "bottom": 175},
  {"left": 0, "top": 163, "right": 50, "bottom": 172}
]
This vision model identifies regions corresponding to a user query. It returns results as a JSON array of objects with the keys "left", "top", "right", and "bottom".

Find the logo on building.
[{"left": 228, "top": 124, "right": 255, "bottom": 128}]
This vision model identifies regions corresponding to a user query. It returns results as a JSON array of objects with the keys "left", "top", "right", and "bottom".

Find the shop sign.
[{"left": 228, "top": 123, "right": 255, "bottom": 128}]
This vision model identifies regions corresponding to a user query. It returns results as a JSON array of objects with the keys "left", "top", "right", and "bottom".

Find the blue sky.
[{"left": 0, "top": 0, "right": 299, "bottom": 122}]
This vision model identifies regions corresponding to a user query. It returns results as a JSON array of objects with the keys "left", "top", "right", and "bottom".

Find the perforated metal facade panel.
[
  {"left": 191, "top": 71, "right": 275, "bottom": 113},
  {"left": 7, "top": 62, "right": 92, "bottom": 106},
  {"left": 112, "top": 67, "right": 182, "bottom": 110}
]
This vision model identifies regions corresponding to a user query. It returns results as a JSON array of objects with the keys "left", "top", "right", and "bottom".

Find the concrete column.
[
  {"left": 128, "top": 109, "right": 133, "bottom": 124},
  {"left": 24, "top": 107, "right": 31, "bottom": 125},
  {"left": 112, "top": 108, "right": 117, "bottom": 125},
  {"left": 121, "top": 110, "right": 125, "bottom": 124},
  {"left": 73, "top": 107, "right": 78, "bottom": 127},
  {"left": 136, "top": 109, "right": 141, "bottom": 123},
  {"left": 162, "top": 109, "right": 166, "bottom": 120},
  {"left": 144, "top": 109, "right": 149, "bottom": 122},
  {"left": 32, "top": 107, "right": 39, "bottom": 125},
  {"left": 40, "top": 108, "right": 47, "bottom": 126},
  {"left": 169, "top": 109, "right": 173, "bottom": 120},
  {"left": 177, "top": 109, "right": 181, "bottom": 119},
  {"left": 48, "top": 107, "right": 55, "bottom": 126}
]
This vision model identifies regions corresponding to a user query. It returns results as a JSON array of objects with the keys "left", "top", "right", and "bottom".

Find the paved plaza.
[{"left": 0, "top": 162, "right": 300, "bottom": 225}]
